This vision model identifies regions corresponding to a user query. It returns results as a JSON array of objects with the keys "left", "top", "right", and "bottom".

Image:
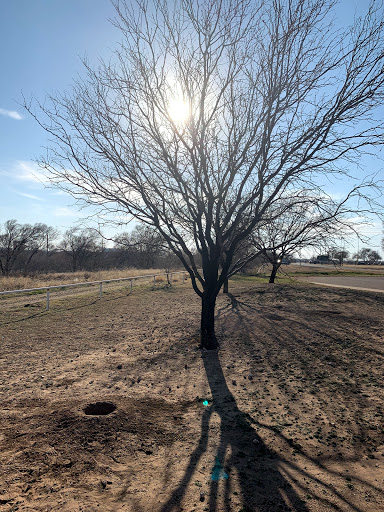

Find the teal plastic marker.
[{"left": 211, "top": 456, "right": 228, "bottom": 481}]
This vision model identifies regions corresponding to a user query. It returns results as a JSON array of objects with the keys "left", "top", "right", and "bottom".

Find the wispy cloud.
[
  {"left": 18, "top": 192, "right": 42, "bottom": 201},
  {"left": 0, "top": 160, "right": 49, "bottom": 183},
  {"left": 0, "top": 108, "right": 23, "bottom": 120}
]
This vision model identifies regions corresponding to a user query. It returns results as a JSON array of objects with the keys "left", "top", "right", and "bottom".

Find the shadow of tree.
[
  {"left": 161, "top": 348, "right": 309, "bottom": 511},
  {"left": 160, "top": 286, "right": 384, "bottom": 511},
  {"left": 222, "top": 290, "right": 384, "bottom": 467},
  {"left": 215, "top": 290, "right": 384, "bottom": 510}
]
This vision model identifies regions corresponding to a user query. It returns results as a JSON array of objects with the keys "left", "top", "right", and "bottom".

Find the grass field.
[{"left": 0, "top": 277, "right": 383, "bottom": 511}]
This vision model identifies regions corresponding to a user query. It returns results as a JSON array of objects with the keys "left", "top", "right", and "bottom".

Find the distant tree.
[
  {"left": 0, "top": 220, "right": 30, "bottom": 276},
  {"left": 252, "top": 198, "right": 351, "bottom": 283},
  {"left": 353, "top": 248, "right": 366, "bottom": 262},
  {"left": 115, "top": 224, "right": 181, "bottom": 276},
  {"left": 336, "top": 250, "right": 349, "bottom": 265},
  {"left": 27, "top": 0, "right": 384, "bottom": 349},
  {"left": 0, "top": 220, "right": 57, "bottom": 276},
  {"left": 115, "top": 224, "right": 162, "bottom": 268},
  {"left": 361, "top": 248, "right": 372, "bottom": 262},
  {"left": 328, "top": 247, "right": 350, "bottom": 266},
  {"left": 21, "top": 224, "right": 59, "bottom": 274},
  {"left": 113, "top": 233, "right": 136, "bottom": 269},
  {"left": 353, "top": 247, "right": 381, "bottom": 263},
  {"left": 368, "top": 250, "right": 381, "bottom": 263},
  {"left": 60, "top": 227, "right": 102, "bottom": 272}
]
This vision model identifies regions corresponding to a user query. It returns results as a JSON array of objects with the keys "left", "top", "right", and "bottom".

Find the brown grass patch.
[{"left": 0, "top": 268, "right": 185, "bottom": 292}]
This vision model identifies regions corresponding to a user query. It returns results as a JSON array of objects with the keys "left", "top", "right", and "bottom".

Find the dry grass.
[{"left": 0, "top": 268, "right": 184, "bottom": 292}]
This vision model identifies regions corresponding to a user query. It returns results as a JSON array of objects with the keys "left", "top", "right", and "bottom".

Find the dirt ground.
[{"left": 0, "top": 278, "right": 383, "bottom": 512}]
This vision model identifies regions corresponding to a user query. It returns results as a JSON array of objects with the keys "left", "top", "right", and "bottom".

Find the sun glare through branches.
[{"left": 167, "top": 97, "right": 190, "bottom": 124}]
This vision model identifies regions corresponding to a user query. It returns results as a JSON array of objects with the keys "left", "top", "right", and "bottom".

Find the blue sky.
[
  {"left": 0, "top": 0, "right": 382, "bottom": 253},
  {"left": 0, "top": 0, "right": 118, "bottom": 234}
]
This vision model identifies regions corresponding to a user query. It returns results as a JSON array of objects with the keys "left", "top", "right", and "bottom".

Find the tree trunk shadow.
[{"left": 161, "top": 350, "right": 310, "bottom": 512}]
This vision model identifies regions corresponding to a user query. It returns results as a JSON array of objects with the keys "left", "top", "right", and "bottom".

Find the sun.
[{"left": 167, "top": 97, "right": 190, "bottom": 124}]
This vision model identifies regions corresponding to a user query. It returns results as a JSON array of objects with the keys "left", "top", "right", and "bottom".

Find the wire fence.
[{"left": 0, "top": 270, "right": 189, "bottom": 311}]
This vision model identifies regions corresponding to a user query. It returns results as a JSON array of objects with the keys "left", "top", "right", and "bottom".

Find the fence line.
[{"left": 0, "top": 270, "right": 188, "bottom": 311}]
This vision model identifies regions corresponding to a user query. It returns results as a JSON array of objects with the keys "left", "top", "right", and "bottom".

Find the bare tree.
[
  {"left": 60, "top": 227, "right": 102, "bottom": 272},
  {"left": 0, "top": 220, "right": 57, "bottom": 276},
  {"left": 368, "top": 249, "right": 381, "bottom": 263},
  {"left": 353, "top": 247, "right": 382, "bottom": 263},
  {"left": 328, "top": 247, "right": 350, "bottom": 265},
  {"left": 115, "top": 224, "right": 165, "bottom": 268},
  {"left": 26, "top": 0, "right": 384, "bottom": 349},
  {"left": 115, "top": 224, "right": 180, "bottom": 278},
  {"left": 22, "top": 225, "right": 59, "bottom": 275},
  {"left": 252, "top": 195, "right": 353, "bottom": 282}
]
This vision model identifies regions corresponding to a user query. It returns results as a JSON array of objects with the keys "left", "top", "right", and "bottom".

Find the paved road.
[
  {"left": 293, "top": 263, "right": 384, "bottom": 272},
  {"left": 299, "top": 275, "right": 384, "bottom": 292}
]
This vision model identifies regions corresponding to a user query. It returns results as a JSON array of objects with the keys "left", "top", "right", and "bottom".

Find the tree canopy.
[{"left": 27, "top": 0, "right": 384, "bottom": 348}]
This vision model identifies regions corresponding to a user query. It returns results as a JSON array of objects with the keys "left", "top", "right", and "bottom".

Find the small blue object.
[
  {"left": 203, "top": 400, "right": 209, "bottom": 406},
  {"left": 211, "top": 456, "right": 229, "bottom": 481}
]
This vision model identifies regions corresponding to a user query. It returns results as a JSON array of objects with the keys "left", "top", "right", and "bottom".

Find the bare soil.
[{"left": 0, "top": 279, "right": 383, "bottom": 511}]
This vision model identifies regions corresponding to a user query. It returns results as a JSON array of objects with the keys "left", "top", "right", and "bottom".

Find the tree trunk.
[
  {"left": 72, "top": 253, "right": 77, "bottom": 272},
  {"left": 223, "top": 278, "right": 229, "bottom": 294},
  {"left": 269, "top": 264, "right": 278, "bottom": 283},
  {"left": 200, "top": 291, "right": 219, "bottom": 350},
  {"left": 23, "top": 249, "right": 38, "bottom": 276}
]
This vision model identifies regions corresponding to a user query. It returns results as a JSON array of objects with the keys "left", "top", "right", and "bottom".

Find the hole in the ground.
[{"left": 83, "top": 402, "right": 116, "bottom": 416}]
